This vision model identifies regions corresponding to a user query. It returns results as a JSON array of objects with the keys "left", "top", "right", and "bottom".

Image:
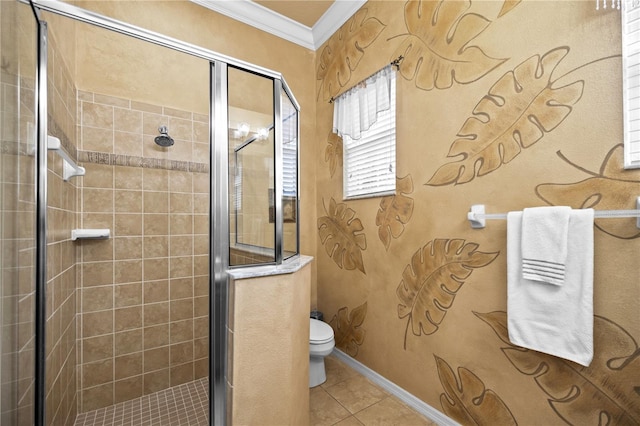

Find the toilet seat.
[{"left": 310, "top": 318, "right": 334, "bottom": 344}]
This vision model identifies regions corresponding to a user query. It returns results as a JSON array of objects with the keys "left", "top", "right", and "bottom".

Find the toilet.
[{"left": 309, "top": 318, "right": 335, "bottom": 387}]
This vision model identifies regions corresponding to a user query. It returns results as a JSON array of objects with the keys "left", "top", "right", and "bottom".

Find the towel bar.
[
  {"left": 468, "top": 197, "right": 640, "bottom": 229},
  {"left": 48, "top": 135, "right": 85, "bottom": 181}
]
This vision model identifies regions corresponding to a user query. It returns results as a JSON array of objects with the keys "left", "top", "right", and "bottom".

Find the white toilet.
[{"left": 309, "top": 318, "right": 335, "bottom": 387}]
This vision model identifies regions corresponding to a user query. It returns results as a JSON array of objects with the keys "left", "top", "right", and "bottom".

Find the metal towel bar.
[{"left": 468, "top": 197, "right": 640, "bottom": 229}]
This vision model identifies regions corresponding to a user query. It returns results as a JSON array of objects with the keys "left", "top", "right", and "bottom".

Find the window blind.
[
  {"left": 282, "top": 108, "right": 298, "bottom": 197},
  {"left": 343, "top": 72, "right": 396, "bottom": 199},
  {"left": 623, "top": 0, "right": 640, "bottom": 168}
]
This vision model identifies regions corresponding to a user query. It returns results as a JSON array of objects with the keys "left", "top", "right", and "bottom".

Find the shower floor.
[{"left": 74, "top": 377, "right": 209, "bottom": 426}]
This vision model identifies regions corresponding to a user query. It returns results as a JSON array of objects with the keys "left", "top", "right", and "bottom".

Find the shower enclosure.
[{"left": 0, "top": 1, "right": 300, "bottom": 425}]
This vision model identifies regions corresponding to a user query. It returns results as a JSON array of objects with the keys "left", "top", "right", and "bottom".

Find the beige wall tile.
[
  {"left": 143, "top": 258, "right": 168, "bottom": 281},
  {"left": 114, "top": 166, "right": 143, "bottom": 190},
  {"left": 170, "top": 299, "right": 193, "bottom": 322},
  {"left": 163, "top": 107, "right": 191, "bottom": 120},
  {"left": 82, "top": 358, "right": 113, "bottom": 389},
  {"left": 143, "top": 191, "right": 168, "bottom": 214},
  {"left": 169, "top": 256, "right": 192, "bottom": 278},
  {"left": 170, "top": 342, "right": 193, "bottom": 366},
  {"left": 143, "top": 236, "right": 168, "bottom": 258},
  {"left": 82, "top": 126, "right": 114, "bottom": 153},
  {"left": 143, "top": 214, "right": 168, "bottom": 236},
  {"left": 142, "top": 168, "right": 168, "bottom": 191},
  {"left": 82, "top": 382, "right": 113, "bottom": 412},
  {"left": 115, "top": 214, "right": 142, "bottom": 236},
  {"left": 82, "top": 238, "right": 114, "bottom": 263},
  {"left": 194, "top": 296, "right": 208, "bottom": 318},
  {"left": 144, "top": 280, "right": 168, "bottom": 304},
  {"left": 82, "top": 213, "right": 113, "bottom": 230},
  {"left": 169, "top": 235, "right": 193, "bottom": 257},
  {"left": 193, "top": 255, "right": 208, "bottom": 276},
  {"left": 170, "top": 278, "right": 193, "bottom": 300},
  {"left": 170, "top": 362, "right": 193, "bottom": 387},
  {"left": 114, "top": 259, "right": 142, "bottom": 284},
  {"left": 170, "top": 319, "right": 193, "bottom": 344},
  {"left": 193, "top": 276, "right": 208, "bottom": 297},
  {"left": 193, "top": 317, "right": 207, "bottom": 339},
  {"left": 144, "top": 324, "right": 169, "bottom": 350},
  {"left": 131, "top": 100, "right": 162, "bottom": 114},
  {"left": 193, "top": 337, "right": 208, "bottom": 360},
  {"left": 114, "top": 352, "right": 142, "bottom": 380},
  {"left": 193, "top": 193, "right": 208, "bottom": 214},
  {"left": 194, "top": 358, "right": 208, "bottom": 380},
  {"left": 193, "top": 214, "right": 207, "bottom": 234},
  {"left": 143, "top": 302, "right": 169, "bottom": 327},
  {"left": 82, "top": 262, "right": 113, "bottom": 287},
  {"left": 168, "top": 171, "right": 192, "bottom": 193},
  {"left": 142, "top": 112, "right": 168, "bottom": 136},
  {"left": 114, "top": 237, "right": 142, "bottom": 260},
  {"left": 82, "top": 310, "right": 113, "bottom": 337},
  {"left": 114, "top": 190, "right": 142, "bottom": 213},
  {"left": 114, "top": 283, "right": 142, "bottom": 308},
  {"left": 82, "top": 334, "right": 113, "bottom": 363},
  {"left": 82, "top": 102, "right": 113, "bottom": 128},
  {"left": 170, "top": 214, "right": 193, "bottom": 235},
  {"left": 144, "top": 346, "right": 169, "bottom": 372},
  {"left": 94, "top": 93, "right": 130, "bottom": 108},
  {"left": 169, "top": 193, "right": 192, "bottom": 214},
  {"left": 82, "top": 286, "right": 113, "bottom": 312},
  {"left": 143, "top": 369, "right": 169, "bottom": 395},
  {"left": 114, "top": 375, "right": 143, "bottom": 404},
  {"left": 83, "top": 188, "right": 113, "bottom": 213},
  {"left": 114, "top": 329, "right": 142, "bottom": 356},
  {"left": 114, "top": 131, "right": 143, "bottom": 156},
  {"left": 114, "top": 108, "right": 142, "bottom": 133},
  {"left": 114, "top": 306, "right": 142, "bottom": 332},
  {"left": 82, "top": 163, "right": 114, "bottom": 188}
]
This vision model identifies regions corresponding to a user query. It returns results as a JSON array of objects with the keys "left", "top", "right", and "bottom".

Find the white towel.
[
  {"left": 522, "top": 206, "right": 571, "bottom": 286},
  {"left": 507, "top": 209, "right": 594, "bottom": 367}
]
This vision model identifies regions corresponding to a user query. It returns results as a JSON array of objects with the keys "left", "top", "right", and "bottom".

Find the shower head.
[{"left": 155, "top": 126, "right": 174, "bottom": 147}]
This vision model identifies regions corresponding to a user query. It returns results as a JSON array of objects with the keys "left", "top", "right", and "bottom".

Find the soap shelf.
[
  {"left": 48, "top": 135, "right": 85, "bottom": 181},
  {"left": 71, "top": 229, "right": 110, "bottom": 241}
]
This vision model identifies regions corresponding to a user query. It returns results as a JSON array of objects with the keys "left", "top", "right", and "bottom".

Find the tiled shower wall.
[{"left": 75, "top": 91, "right": 210, "bottom": 413}]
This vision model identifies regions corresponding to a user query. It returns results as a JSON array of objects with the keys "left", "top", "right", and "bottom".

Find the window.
[
  {"left": 334, "top": 66, "right": 396, "bottom": 199},
  {"left": 622, "top": 0, "right": 640, "bottom": 168}
]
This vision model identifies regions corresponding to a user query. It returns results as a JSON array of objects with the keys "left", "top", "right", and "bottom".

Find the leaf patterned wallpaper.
[{"left": 313, "top": 1, "right": 639, "bottom": 425}]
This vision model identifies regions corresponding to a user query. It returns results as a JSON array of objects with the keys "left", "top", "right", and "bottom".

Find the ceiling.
[{"left": 190, "top": 0, "right": 367, "bottom": 51}]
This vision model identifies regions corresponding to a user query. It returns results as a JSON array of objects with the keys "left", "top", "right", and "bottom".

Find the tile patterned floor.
[
  {"left": 73, "top": 377, "right": 209, "bottom": 426},
  {"left": 311, "top": 355, "right": 438, "bottom": 426},
  {"left": 74, "top": 355, "right": 437, "bottom": 426}
]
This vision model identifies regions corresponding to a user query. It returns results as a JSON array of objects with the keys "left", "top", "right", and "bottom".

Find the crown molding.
[
  {"left": 190, "top": 0, "right": 366, "bottom": 51},
  {"left": 312, "top": 0, "right": 367, "bottom": 50}
]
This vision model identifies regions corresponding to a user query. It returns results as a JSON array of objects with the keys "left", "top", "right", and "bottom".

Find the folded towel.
[
  {"left": 507, "top": 209, "right": 594, "bottom": 367},
  {"left": 522, "top": 206, "right": 572, "bottom": 286}
]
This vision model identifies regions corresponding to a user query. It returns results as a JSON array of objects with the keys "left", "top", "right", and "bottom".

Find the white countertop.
[{"left": 226, "top": 254, "right": 314, "bottom": 279}]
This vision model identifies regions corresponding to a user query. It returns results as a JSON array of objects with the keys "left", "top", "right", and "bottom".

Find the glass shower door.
[{"left": 0, "top": 1, "right": 38, "bottom": 424}]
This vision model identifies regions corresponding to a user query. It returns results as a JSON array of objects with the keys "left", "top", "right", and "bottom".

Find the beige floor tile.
[
  {"left": 324, "top": 375, "right": 389, "bottom": 414},
  {"left": 335, "top": 416, "right": 365, "bottom": 426},
  {"left": 355, "top": 396, "right": 436, "bottom": 426},
  {"left": 322, "top": 355, "right": 360, "bottom": 387},
  {"left": 310, "top": 386, "right": 352, "bottom": 426}
]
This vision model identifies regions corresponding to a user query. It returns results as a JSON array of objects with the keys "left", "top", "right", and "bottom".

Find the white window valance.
[{"left": 332, "top": 64, "right": 394, "bottom": 140}]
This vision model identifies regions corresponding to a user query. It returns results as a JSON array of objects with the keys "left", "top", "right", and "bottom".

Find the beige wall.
[{"left": 315, "top": 1, "right": 639, "bottom": 425}]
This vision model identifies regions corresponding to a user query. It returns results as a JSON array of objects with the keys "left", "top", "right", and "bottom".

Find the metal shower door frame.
[{"left": 27, "top": 1, "right": 301, "bottom": 425}]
